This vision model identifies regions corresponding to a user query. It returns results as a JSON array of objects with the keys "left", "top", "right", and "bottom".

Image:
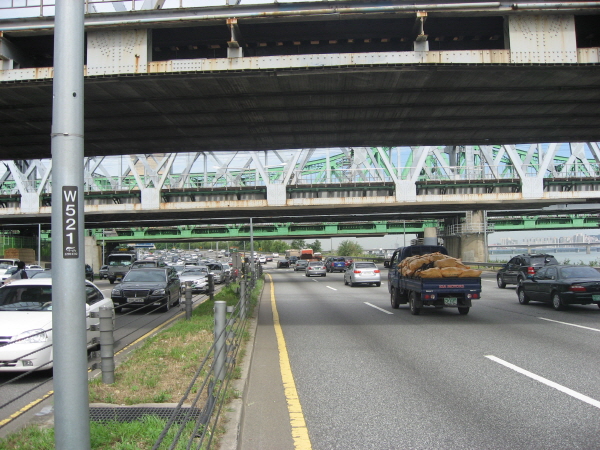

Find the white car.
[
  {"left": 258, "top": 256, "right": 267, "bottom": 264},
  {"left": 179, "top": 267, "right": 209, "bottom": 294},
  {"left": 0, "top": 278, "right": 114, "bottom": 372},
  {"left": 272, "top": 253, "right": 279, "bottom": 258}
]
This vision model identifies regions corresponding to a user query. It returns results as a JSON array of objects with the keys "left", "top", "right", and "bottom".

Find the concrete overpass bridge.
[
  {"left": 0, "top": 145, "right": 599, "bottom": 228},
  {"left": 0, "top": 1, "right": 599, "bottom": 160}
]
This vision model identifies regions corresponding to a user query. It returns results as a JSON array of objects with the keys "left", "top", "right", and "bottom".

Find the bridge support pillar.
[
  {"left": 141, "top": 188, "right": 160, "bottom": 209},
  {"left": 508, "top": 15, "right": 577, "bottom": 64},
  {"left": 459, "top": 210, "right": 487, "bottom": 263},
  {"left": 87, "top": 29, "right": 151, "bottom": 75},
  {"left": 20, "top": 192, "right": 40, "bottom": 214},
  {"left": 395, "top": 180, "right": 416, "bottom": 202},
  {"left": 267, "top": 185, "right": 287, "bottom": 206},
  {"left": 522, "top": 178, "right": 543, "bottom": 199}
]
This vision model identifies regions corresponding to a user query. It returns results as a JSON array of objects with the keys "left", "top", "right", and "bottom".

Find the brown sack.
[
  {"left": 419, "top": 268, "right": 443, "bottom": 278},
  {"left": 440, "top": 267, "right": 463, "bottom": 277},
  {"left": 429, "top": 253, "right": 447, "bottom": 262},
  {"left": 434, "top": 258, "right": 468, "bottom": 269},
  {"left": 458, "top": 269, "right": 482, "bottom": 277},
  {"left": 408, "top": 257, "right": 429, "bottom": 272}
]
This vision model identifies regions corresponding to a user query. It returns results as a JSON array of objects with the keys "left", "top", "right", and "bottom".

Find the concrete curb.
[{"left": 219, "top": 279, "right": 265, "bottom": 450}]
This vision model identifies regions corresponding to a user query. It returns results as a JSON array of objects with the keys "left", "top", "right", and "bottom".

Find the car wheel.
[
  {"left": 350, "top": 281, "right": 355, "bottom": 287},
  {"left": 375, "top": 282, "right": 381, "bottom": 287},
  {"left": 109, "top": 278, "right": 115, "bottom": 284},
  {"left": 162, "top": 295, "right": 171, "bottom": 312},
  {"left": 174, "top": 291, "right": 181, "bottom": 306},
  {"left": 497, "top": 275, "right": 506, "bottom": 289},
  {"left": 458, "top": 307, "right": 470, "bottom": 315},
  {"left": 409, "top": 292, "right": 421, "bottom": 315},
  {"left": 552, "top": 292, "right": 565, "bottom": 311},
  {"left": 344, "top": 277, "right": 348, "bottom": 285},
  {"left": 517, "top": 288, "right": 530, "bottom": 305},
  {"left": 390, "top": 287, "right": 400, "bottom": 309}
]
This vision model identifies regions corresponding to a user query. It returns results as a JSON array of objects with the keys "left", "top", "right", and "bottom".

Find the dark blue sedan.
[{"left": 516, "top": 265, "right": 600, "bottom": 310}]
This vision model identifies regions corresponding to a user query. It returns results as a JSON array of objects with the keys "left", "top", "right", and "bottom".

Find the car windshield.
[
  {"left": 559, "top": 267, "right": 600, "bottom": 278},
  {"left": 530, "top": 255, "right": 557, "bottom": 265},
  {"left": 0, "top": 263, "right": 12, "bottom": 270},
  {"left": 0, "top": 285, "right": 53, "bottom": 311},
  {"left": 123, "top": 271, "right": 166, "bottom": 282},
  {"left": 133, "top": 262, "right": 158, "bottom": 268},
  {"left": 108, "top": 256, "right": 134, "bottom": 266},
  {"left": 181, "top": 269, "right": 207, "bottom": 276},
  {"left": 333, "top": 257, "right": 345, "bottom": 261},
  {"left": 355, "top": 263, "right": 377, "bottom": 269},
  {"left": 207, "top": 264, "right": 222, "bottom": 271},
  {"left": 31, "top": 271, "right": 52, "bottom": 278}
]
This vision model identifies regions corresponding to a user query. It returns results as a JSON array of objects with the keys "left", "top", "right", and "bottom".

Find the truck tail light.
[
  {"left": 569, "top": 285, "right": 586, "bottom": 292},
  {"left": 527, "top": 266, "right": 536, "bottom": 275}
]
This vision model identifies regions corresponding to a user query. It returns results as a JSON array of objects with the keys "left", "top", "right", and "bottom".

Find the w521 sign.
[{"left": 62, "top": 187, "right": 79, "bottom": 259}]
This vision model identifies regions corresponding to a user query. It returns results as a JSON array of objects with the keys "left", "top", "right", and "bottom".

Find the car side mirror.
[{"left": 383, "top": 261, "right": 390, "bottom": 268}]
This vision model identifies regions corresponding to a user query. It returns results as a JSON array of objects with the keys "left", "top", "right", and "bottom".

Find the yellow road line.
[
  {"left": 268, "top": 274, "right": 313, "bottom": 450},
  {"left": 0, "top": 391, "right": 54, "bottom": 428},
  {"left": 1, "top": 298, "right": 204, "bottom": 428}
]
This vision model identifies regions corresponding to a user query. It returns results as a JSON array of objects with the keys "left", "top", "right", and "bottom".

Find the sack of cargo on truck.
[
  {"left": 434, "top": 258, "right": 469, "bottom": 269},
  {"left": 419, "top": 268, "right": 443, "bottom": 278},
  {"left": 458, "top": 269, "right": 482, "bottom": 277}
]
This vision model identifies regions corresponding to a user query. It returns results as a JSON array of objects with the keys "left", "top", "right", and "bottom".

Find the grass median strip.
[{"left": 0, "top": 279, "right": 263, "bottom": 450}]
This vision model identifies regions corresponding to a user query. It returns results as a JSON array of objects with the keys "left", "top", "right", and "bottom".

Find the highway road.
[
  {"left": 0, "top": 278, "right": 213, "bottom": 437},
  {"left": 244, "top": 266, "right": 600, "bottom": 450}
]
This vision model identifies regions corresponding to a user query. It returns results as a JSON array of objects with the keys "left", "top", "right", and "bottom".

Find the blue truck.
[{"left": 384, "top": 245, "right": 481, "bottom": 315}]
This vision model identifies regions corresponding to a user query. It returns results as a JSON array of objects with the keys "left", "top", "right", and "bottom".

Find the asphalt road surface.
[{"left": 241, "top": 266, "right": 600, "bottom": 450}]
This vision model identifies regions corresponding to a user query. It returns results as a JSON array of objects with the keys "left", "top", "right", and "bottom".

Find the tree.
[
  {"left": 337, "top": 240, "right": 363, "bottom": 256},
  {"left": 290, "top": 239, "right": 306, "bottom": 249},
  {"left": 308, "top": 240, "right": 322, "bottom": 252}
]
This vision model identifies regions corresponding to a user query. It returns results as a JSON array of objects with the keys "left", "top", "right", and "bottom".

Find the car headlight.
[
  {"left": 111, "top": 288, "right": 122, "bottom": 296},
  {"left": 12, "top": 329, "right": 49, "bottom": 344},
  {"left": 153, "top": 288, "right": 166, "bottom": 295}
]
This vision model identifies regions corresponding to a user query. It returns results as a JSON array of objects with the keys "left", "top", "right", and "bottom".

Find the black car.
[
  {"left": 516, "top": 265, "right": 600, "bottom": 310},
  {"left": 496, "top": 253, "right": 558, "bottom": 288},
  {"left": 85, "top": 264, "right": 94, "bottom": 282},
  {"left": 111, "top": 267, "right": 181, "bottom": 312},
  {"left": 99, "top": 265, "right": 109, "bottom": 279},
  {"left": 277, "top": 259, "right": 290, "bottom": 268}
]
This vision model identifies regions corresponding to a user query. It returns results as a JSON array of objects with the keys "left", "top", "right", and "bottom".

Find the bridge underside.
[
  {"left": 0, "top": 193, "right": 592, "bottom": 229},
  {"left": 2, "top": 63, "right": 600, "bottom": 160}
]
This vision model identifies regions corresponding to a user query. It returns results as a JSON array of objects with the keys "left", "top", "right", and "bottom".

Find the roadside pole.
[
  {"left": 50, "top": 0, "right": 89, "bottom": 448},
  {"left": 249, "top": 218, "right": 255, "bottom": 283}
]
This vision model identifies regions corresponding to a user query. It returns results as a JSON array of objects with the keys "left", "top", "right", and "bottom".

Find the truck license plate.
[
  {"left": 444, "top": 297, "right": 457, "bottom": 306},
  {"left": 593, "top": 295, "right": 600, "bottom": 302}
]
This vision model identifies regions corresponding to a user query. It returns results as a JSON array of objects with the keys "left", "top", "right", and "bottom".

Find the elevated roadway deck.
[{"left": 1, "top": 1, "right": 600, "bottom": 159}]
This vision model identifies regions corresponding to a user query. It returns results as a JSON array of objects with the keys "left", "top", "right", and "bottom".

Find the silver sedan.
[
  {"left": 305, "top": 262, "right": 326, "bottom": 277},
  {"left": 344, "top": 262, "right": 381, "bottom": 287}
]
